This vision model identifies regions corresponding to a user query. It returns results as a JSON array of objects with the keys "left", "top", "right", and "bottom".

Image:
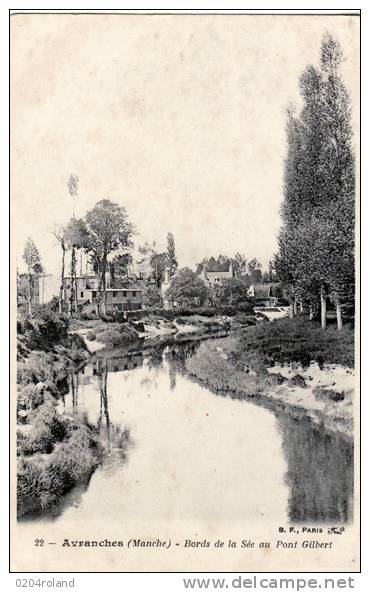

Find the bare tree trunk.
[
  {"left": 336, "top": 297, "right": 343, "bottom": 331},
  {"left": 74, "top": 250, "right": 79, "bottom": 314},
  {"left": 59, "top": 246, "right": 65, "bottom": 314},
  {"left": 309, "top": 304, "right": 314, "bottom": 321},
  {"left": 27, "top": 267, "right": 32, "bottom": 316},
  {"left": 320, "top": 288, "right": 327, "bottom": 330},
  {"left": 97, "top": 263, "right": 104, "bottom": 317},
  {"left": 101, "top": 256, "right": 107, "bottom": 316},
  {"left": 69, "top": 247, "right": 76, "bottom": 316},
  {"left": 299, "top": 301, "right": 304, "bottom": 313},
  {"left": 290, "top": 294, "right": 297, "bottom": 319}
]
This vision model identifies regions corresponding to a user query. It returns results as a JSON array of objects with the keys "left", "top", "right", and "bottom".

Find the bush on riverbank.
[
  {"left": 86, "top": 322, "right": 139, "bottom": 347},
  {"left": 17, "top": 406, "right": 101, "bottom": 518},
  {"left": 185, "top": 341, "right": 257, "bottom": 397},
  {"left": 17, "top": 404, "right": 68, "bottom": 456},
  {"left": 16, "top": 310, "right": 101, "bottom": 518},
  {"left": 185, "top": 317, "right": 354, "bottom": 397},
  {"left": 234, "top": 317, "right": 354, "bottom": 370},
  {"left": 17, "top": 312, "right": 69, "bottom": 354}
]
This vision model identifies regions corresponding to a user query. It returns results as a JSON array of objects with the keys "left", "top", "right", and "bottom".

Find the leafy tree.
[
  {"left": 143, "top": 285, "right": 163, "bottom": 308},
  {"left": 166, "top": 232, "right": 178, "bottom": 275},
  {"left": 84, "top": 200, "right": 134, "bottom": 315},
  {"left": 150, "top": 252, "right": 168, "bottom": 288},
  {"left": 276, "top": 33, "right": 354, "bottom": 330},
  {"left": 110, "top": 253, "right": 133, "bottom": 284},
  {"left": 262, "top": 261, "right": 278, "bottom": 283},
  {"left": 67, "top": 174, "right": 79, "bottom": 217},
  {"left": 135, "top": 242, "right": 157, "bottom": 279},
  {"left": 22, "top": 237, "right": 42, "bottom": 315},
  {"left": 320, "top": 33, "right": 355, "bottom": 328},
  {"left": 212, "top": 277, "right": 249, "bottom": 306},
  {"left": 233, "top": 253, "right": 249, "bottom": 277},
  {"left": 165, "top": 268, "right": 210, "bottom": 308},
  {"left": 248, "top": 258, "right": 262, "bottom": 284},
  {"left": 63, "top": 218, "right": 89, "bottom": 315}
]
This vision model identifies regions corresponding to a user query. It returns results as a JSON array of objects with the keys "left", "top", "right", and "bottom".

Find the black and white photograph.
[{"left": 10, "top": 10, "right": 360, "bottom": 573}]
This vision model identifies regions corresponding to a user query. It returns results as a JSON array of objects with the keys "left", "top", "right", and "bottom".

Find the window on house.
[
  {"left": 80, "top": 291, "right": 84, "bottom": 298},
  {"left": 113, "top": 291, "right": 117, "bottom": 297}
]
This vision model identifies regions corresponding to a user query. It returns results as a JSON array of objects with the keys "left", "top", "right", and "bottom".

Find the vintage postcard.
[{"left": 10, "top": 11, "right": 360, "bottom": 572}]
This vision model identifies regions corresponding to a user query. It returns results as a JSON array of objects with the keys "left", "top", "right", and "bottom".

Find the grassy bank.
[
  {"left": 16, "top": 311, "right": 102, "bottom": 518},
  {"left": 185, "top": 317, "right": 355, "bottom": 439}
]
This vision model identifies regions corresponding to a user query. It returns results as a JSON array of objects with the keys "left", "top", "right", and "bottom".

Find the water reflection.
[
  {"left": 277, "top": 416, "right": 353, "bottom": 523},
  {"left": 65, "top": 354, "right": 135, "bottom": 470},
  {"left": 55, "top": 342, "right": 353, "bottom": 525},
  {"left": 163, "top": 343, "right": 354, "bottom": 524}
]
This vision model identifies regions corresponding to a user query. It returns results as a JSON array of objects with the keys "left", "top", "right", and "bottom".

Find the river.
[{"left": 20, "top": 339, "right": 353, "bottom": 530}]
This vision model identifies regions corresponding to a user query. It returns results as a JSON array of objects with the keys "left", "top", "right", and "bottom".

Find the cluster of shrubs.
[
  {"left": 18, "top": 337, "right": 88, "bottom": 402},
  {"left": 17, "top": 312, "right": 69, "bottom": 353},
  {"left": 16, "top": 309, "right": 101, "bottom": 519},
  {"left": 86, "top": 322, "right": 139, "bottom": 347},
  {"left": 235, "top": 316, "right": 354, "bottom": 369},
  {"left": 17, "top": 404, "right": 101, "bottom": 518}
]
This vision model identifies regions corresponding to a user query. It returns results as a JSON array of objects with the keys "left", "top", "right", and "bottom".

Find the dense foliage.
[
  {"left": 275, "top": 33, "right": 355, "bottom": 330},
  {"left": 235, "top": 317, "right": 354, "bottom": 369},
  {"left": 165, "top": 268, "right": 210, "bottom": 308}
]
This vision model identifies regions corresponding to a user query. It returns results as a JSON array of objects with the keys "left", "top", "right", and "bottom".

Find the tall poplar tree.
[
  {"left": 22, "top": 237, "right": 42, "bottom": 316},
  {"left": 166, "top": 232, "right": 178, "bottom": 275},
  {"left": 276, "top": 32, "right": 355, "bottom": 330}
]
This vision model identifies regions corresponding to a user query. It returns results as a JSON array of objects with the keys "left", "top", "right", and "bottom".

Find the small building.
[
  {"left": 247, "top": 282, "right": 283, "bottom": 306},
  {"left": 63, "top": 273, "right": 143, "bottom": 312},
  {"left": 197, "top": 258, "right": 234, "bottom": 286}
]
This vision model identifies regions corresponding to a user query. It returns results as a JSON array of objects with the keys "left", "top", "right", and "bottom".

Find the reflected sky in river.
[{"left": 26, "top": 342, "right": 353, "bottom": 526}]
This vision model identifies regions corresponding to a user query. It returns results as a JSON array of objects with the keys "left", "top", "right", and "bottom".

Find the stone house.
[
  {"left": 63, "top": 273, "right": 143, "bottom": 312},
  {"left": 197, "top": 257, "right": 234, "bottom": 286}
]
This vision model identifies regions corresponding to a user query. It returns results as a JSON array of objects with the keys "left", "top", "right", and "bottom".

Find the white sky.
[{"left": 11, "top": 13, "right": 359, "bottom": 276}]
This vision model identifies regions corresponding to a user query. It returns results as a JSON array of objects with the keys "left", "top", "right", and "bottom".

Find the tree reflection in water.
[
  {"left": 161, "top": 342, "right": 354, "bottom": 524},
  {"left": 94, "top": 356, "right": 133, "bottom": 470},
  {"left": 277, "top": 415, "right": 353, "bottom": 523},
  {"left": 67, "top": 342, "right": 353, "bottom": 525}
]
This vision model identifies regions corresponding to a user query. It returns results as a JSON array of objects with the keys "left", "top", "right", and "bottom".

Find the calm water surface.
[{"left": 20, "top": 340, "right": 353, "bottom": 527}]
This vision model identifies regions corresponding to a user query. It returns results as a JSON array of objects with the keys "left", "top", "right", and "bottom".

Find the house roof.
[{"left": 198, "top": 258, "right": 233, "bottom": 273}]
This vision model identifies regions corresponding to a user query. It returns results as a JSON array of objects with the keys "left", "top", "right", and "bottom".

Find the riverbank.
[
  {"left": 70, "top": 309, "right": 254, "bottom": 351},
  {"left": 17, "top": 312, "right": 105, "bottom": 518},
  {"left": 185, "top": 317, "right": 355, "bottom": 440},
  {"left": 17, "top": 306, "right": 255, "bottom": 517}
]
